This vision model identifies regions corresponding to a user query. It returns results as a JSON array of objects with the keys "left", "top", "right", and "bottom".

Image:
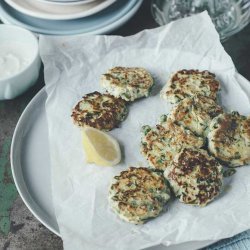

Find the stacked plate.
[{"left": 0, "top": 0, "right": 143, "bottom": 35}]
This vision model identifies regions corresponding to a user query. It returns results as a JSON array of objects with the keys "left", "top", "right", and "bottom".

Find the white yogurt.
[{"left": 0, "top": 42, "right": 34, "bottom": 80}]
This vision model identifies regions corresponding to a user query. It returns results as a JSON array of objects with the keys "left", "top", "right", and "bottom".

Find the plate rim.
[
  {"left": 0, "top": 0, "right": 142, "bottom": 35},
  {"left": 4, "top": 0, "right": 116, "bottom": 20},
  {"left": 10, "top": 87, "right": 60, "bottom": 236},
  {"left": 35, "top": 0, "right": 97, "bottom": 6}
]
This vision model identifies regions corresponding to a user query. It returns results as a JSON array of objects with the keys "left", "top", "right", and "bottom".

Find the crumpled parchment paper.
[{"left": 39, "top": 12, "right": 250, "bottom": 250}]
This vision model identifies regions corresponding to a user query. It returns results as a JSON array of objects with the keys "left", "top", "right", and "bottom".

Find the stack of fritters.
[
  {"left": 109, "top": 69, "right": 249, "bottom": 224},
  {"left": 159, "top": 69, "right": 250, "bottom": 168},
  {"left": 140, "top": 69, "right": 243, "bottom": 210},
  {"left": 139, "top": 69, "right": 249, "bottom": 209}
]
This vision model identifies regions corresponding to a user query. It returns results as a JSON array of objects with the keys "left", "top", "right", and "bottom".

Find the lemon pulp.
[{"left": 81, "top": 127, "right": 121, "bottom": 166}]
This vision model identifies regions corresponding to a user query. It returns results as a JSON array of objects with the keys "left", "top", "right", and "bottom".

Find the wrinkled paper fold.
[{"left": 40, "top": 12, "right": 250, "bottom": 250}]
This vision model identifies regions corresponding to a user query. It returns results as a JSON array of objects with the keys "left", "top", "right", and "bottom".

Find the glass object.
[{"left": 151, "top": 0, "right": 250, "bottom": 41}]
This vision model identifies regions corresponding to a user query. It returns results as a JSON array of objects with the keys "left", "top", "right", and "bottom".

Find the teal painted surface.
[
  {"left": 0, "top": 102, "right": 4, "bottom": 110},
  {"left": 0, "top": 138, "right": 18, "bottom": 235}
]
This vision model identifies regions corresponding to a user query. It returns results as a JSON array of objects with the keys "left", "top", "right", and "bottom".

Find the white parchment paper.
[{"left": 39, "top": 12, "right": 250, "bottom": 250}]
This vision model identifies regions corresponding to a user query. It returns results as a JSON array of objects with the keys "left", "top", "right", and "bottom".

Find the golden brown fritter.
[
  {"left": 160, "top": 69, "right": 220, "bottom": 104},
  {"left": 140, "top": 118, "right": 204, "bottom": 171},
  {"left": 100, "top": 67, "right": 154, "bottom": 101},
  {"left": 164, "top": 148, "right": 223, "bottom": 207},
  {"left": 208, "top": 112, "right": 250, "bottom": 167},
  {"left": 71, "top": 91, "right": 128, "bottom": 131},
  {"left": 169, "top": 95, "right": 223, "bottom": 136},
  {"left": 109, "top": 167, "right": 170, "bottom": 224}
]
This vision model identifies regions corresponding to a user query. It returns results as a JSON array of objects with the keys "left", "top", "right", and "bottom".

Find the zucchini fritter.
[
  {"left": 109, "top": 167, "right": 170, "bottom": 224},
  {"left": 101, "top": 67, "right": 154, "bottom": 101},
  {"left": 169, "top": 95, "right": 223, "bottom": 136},
  {"left": 208, "top": 112, "right": 250, "bottom": 167},
  {"left": 164, "top": 148, "right": 223, "bottom": 207},
  {"left": 160, "top": 69, "right": 220, "bottom": 104},
  {"left": 71, "top": 91, "right": 128, "bottom": 131},
  {"left": 140, "top": 118, "right": 204, "bottom": 171}
]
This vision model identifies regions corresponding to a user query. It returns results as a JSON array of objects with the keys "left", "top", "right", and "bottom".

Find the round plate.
[
  {"left": 35, "top": 0, "right": 97, "bottom": 6},
  {"left": 4, "top": 0, "right": 116, "bottom": 20},
  {"left": 11, "top": 88, "right": 216, "bottom": 249},
  {"left": 44, "top": 0, "right": 95, "bottom": 2},
  {"left": 0, "top": 0, "right": 141, "bottom": 35},
  {"left": 11, "top": 89, "right": 59, "bottom": 235}
]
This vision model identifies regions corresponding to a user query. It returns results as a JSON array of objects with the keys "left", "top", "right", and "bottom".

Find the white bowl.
[{"left": 0, "top": 24, "right": 41, "bottom": 100}]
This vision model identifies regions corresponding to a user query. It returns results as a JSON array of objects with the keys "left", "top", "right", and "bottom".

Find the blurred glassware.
[{"left": 151, "top": 0, "right": 250, "bottom": 41}]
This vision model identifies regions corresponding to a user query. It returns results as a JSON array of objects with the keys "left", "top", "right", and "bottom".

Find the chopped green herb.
[
  {"left": 141, "top": 125, "right": 151, "bottom": 135},
  {"left": 160, "top": 114, "right": 168, "bottom": 123},
  {"left": 223, "top": 168, "right": 236, "bottom": 177}
]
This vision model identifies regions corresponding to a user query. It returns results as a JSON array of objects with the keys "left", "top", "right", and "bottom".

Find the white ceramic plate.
[
  {"left": 35, "top": 0, "right": 97, "bottom": 6},
  {"left": 44, "top": 0, "right": 95, "bottom": 2},
  {"left": 11, "top": 88, "right": 217, "bottom": 249},
  {"left": 0, "top": 0, "right": 141, "bottom": 35},
  {"left": 4, "top": 0, "right": 116, "bottom": 20}
]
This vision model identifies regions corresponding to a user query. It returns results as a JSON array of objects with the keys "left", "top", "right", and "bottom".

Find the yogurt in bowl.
[
  {"left": 0, "top": 43, "right": 33, "bottom": 79},
  {"left": 0, "top": 25, "right": 41, "bottom": 100}
]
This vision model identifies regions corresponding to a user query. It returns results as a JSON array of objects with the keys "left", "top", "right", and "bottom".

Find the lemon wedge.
[{"left": 81, "top": 127, "right": 121, "bottom": 166}]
